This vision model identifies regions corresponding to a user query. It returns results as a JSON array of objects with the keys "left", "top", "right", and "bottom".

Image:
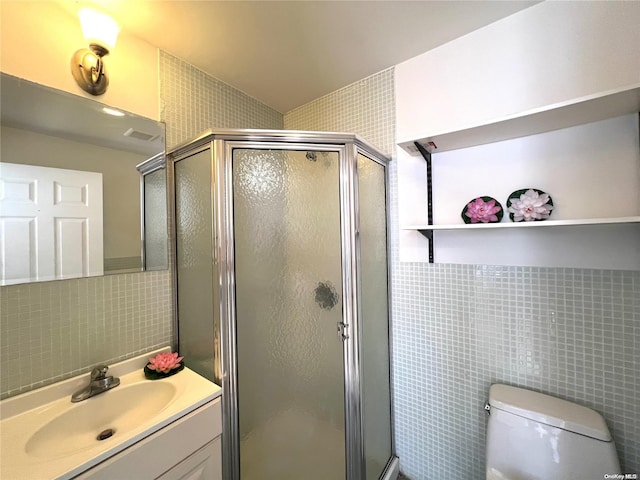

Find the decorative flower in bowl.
[
  {"left": 507, "top": 188, "right": 554, "bottom": 222},
  {"left": 461, "top": 196, "right": 503, "bottom": 224},
  {"left": 144, "top": 352, "right": 185, "bottom": 380}
]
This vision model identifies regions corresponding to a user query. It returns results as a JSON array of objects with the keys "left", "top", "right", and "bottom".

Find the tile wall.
[
  {"left": 0, "top": 271, "right": 172, "bottom": 399},
  {"left": 0, "top": 51, "right": 283, "bottom": 400},
  {"left": 393, "top": 265, "right": 639, "bottom": 478},
  {"left": 159, "top": 51, "right": 283, "bottom": 149},
  {"left": 284, "top": 69, "right": 395, "bottom": 158},
  {"left": 285, "top": 68, "right": 640, "bottom": 477}
]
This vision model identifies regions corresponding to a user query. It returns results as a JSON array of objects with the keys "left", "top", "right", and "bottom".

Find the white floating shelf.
[
  {"left": 398, "top": 84, "right": 640, "bottom": 154},
  {"left": 405, "top": 216, "right": 640, "bottom": 231}
]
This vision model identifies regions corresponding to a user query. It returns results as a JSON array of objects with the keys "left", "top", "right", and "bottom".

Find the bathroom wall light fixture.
[{"left": 71, "top": 8, "right": 120, "bottom": 96}]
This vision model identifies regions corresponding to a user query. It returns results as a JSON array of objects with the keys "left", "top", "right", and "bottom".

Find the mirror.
[{"left": 0, "top": 73, "right": 167, "bottom": 285}]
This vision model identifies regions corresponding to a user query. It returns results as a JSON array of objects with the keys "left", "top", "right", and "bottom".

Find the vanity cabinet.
[
  {"left": 398, "top": 84, "right": 640, "bottom": 269},
  {"left": 74, "top": 398, "right": 222, "bottom": 480}
]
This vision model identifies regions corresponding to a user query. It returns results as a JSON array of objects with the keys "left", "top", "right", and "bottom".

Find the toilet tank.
[{"left": 486, "top": 384, "right": 621, "bottom": 480}]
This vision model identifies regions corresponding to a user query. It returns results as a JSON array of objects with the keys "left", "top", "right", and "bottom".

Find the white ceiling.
[{"left": 63, "top": 1, "right": 539, "bottom": 113}]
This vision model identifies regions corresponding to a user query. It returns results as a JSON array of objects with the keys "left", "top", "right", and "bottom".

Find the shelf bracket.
[{"left": 414, "top": 142, "right": 434, "bottom": 263}]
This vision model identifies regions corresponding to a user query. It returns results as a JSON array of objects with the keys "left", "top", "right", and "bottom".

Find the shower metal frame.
[{"left": 167, "top": 129, "right": 398, "bottom": 480}]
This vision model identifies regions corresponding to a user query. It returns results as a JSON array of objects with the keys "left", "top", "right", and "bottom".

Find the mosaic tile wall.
[
  {"left": 0, "top": 271, "right": 172, "bottom": 399},
  {"left": 394, "top": 265, "right": 640, "bottom": 478},
  {"left": 159, "top": 51, "right": 283, "bottom": 149},
  {"left": 285, "top": 70, "right": 395, "bottom": 158},
  {"left": 285, "top": 68, "right": 640, "bottom": 477}
]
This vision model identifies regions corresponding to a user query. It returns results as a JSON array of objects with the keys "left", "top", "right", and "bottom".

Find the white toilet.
[{"left": 485, "top": 384, "right": 621, "bottom": 480}]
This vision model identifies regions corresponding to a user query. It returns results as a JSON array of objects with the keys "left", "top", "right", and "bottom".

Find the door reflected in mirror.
[{"left": 0, "top": 73, "right": 167, "bottom": 285}]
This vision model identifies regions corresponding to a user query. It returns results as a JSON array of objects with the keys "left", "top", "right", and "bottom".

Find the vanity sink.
[
  {"left": 0, "top": 349, "right": 221, "bottom": 480},
  {"left": 25, "top": 381, "right": 177, "bottom": 458}
]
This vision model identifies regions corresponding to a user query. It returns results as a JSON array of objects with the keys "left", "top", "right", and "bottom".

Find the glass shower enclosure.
[{"left": 168, "top": 129, "right": 397, "bottom": 480}]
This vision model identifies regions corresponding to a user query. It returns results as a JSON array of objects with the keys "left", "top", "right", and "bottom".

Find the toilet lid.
[{"left": 489, "top": 384, "right": 612, "bottom": 441}]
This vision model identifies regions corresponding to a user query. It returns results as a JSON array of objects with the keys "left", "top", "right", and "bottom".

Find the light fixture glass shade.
[{"left": 78, "top": 8, "right": 119, "bottom": 51}]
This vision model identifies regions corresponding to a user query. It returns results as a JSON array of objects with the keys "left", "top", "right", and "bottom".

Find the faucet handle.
[{"left": 91, "top": 365, "right": 109, "bottom": 380}]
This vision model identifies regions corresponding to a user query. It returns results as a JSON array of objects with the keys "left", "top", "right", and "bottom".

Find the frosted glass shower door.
[
  {"left": 174, "top": 149, "right": 218, "bottom": 383},
  {"left": 357, "top": 153, "right": 393, "bottom": 479},
  {"left": 232, "top": 148, "right": 346, "bottom": 480}
]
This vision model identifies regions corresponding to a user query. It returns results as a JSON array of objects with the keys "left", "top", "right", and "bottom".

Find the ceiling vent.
[{"left": 123, "top": 127, "right": 159, "bottom": 142}]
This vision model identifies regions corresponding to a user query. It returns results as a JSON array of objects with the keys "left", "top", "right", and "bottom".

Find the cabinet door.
[{"left": 157, "top": 438, "right": 221, "bottom": 480}]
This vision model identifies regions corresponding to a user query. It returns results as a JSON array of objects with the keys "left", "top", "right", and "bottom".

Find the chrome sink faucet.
[{"left": 71, "top": 364, "right": 120, "bottom": 403}]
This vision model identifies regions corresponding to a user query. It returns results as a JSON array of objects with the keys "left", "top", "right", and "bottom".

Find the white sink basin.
[
  {"left": 25, "top": 381, "right": 177, "bottom": 458},
  {"left": 0, "top": 349, "right": 221, "bottom": 480}
]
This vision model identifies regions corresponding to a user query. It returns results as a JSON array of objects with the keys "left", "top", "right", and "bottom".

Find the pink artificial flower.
[
  {"left": 464, "top": 198, "right": 502, "bottom": 223},
  {"left": 147, "top": 352, "right": 184, "bottom": 374}
]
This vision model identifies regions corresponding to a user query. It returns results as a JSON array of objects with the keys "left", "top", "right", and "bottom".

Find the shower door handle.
[{"left": 337, "top": 321, "right": 349, "bottom": 341}]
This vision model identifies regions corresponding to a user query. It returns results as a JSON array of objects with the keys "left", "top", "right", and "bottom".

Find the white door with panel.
[{"left": 0, "top": 162, "right": 103, "bottom": 285}]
